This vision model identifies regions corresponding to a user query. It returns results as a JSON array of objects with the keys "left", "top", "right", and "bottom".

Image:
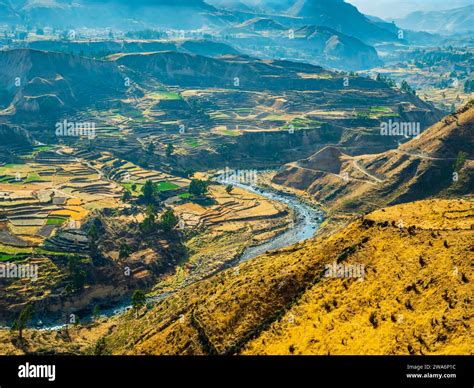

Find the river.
[
  {"left": 236, "top": 183, "right": 323, "bottom": 262},
  {"left": 4, "top": 182, "right": 323, "bottom": 330}
]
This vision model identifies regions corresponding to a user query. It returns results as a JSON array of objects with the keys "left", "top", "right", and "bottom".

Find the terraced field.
[
  {"left": 0, "top": 149, "right": 124, "bottom": 252},
  {"left": 152, "top": 184, "right": 292, "bottom": 293},
  {"left": 0, "top": 142, "right": 299, "bottom": 326}
]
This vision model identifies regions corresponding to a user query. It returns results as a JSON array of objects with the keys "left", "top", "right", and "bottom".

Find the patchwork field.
[{"left": 153, "top": 184, "right": 292, "bottom": 293}]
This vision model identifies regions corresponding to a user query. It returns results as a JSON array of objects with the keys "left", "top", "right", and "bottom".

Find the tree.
[
  {"left": 12, "top": 304, "right": 33, "bottom": 340},
  {"left": 189, "top": 179, "right": 208, "bottom": 196},
  {"left": 400, "top": 80, "right": 413, "bottom": 94},
  {"left": 397, "top": 104, "right": 405, "bottom": 116},
  {"left": 184, "top": 168, "right": 195, "bottom": 178},
  {"left": 92, "top": 305, "right": 101, "bottom": 320},
  {"left": 225, "top": 184, "right": 234, "bottom": 194},
  {"left": 119, "top": 242, "right": 131, "bottom": 259},
  {"left": 166, "top": 143, "right": 174, "bottom": 158},
  {"left": 147, "top": 142, "right": 155, "bottom": 155},
  {"left": 464, "top": 80, "right": 474, "bottom": 93},
  {"left": 139, "top": 205, "right": 156, "bottom": 234},
  {"left": 131, "top": 290, "right": 146, "bottom": 318},
  {"left": 141, "top": 180, "right": 157, "bottom": 204},
  {"left": 159, "top": 209, "right": 178, "bottom": 233},
  {"left": 68, "top": 256, "right": 87, "bottom": 290},
  {"left": 87, "top": 223, "right": 98, "bottom": 242},
  {"left": 94, "top": 337, "right": 107, "bottom": 355},
  {"left": 122, "top": 190, "right": 132, "bottom": 202},
  {"left": 453, "top": 151, "right": 467, "bottom": 172}
]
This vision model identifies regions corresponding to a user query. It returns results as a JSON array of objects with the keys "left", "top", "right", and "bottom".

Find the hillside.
[
  {"left": 272, "top": 102, "right": 474, "bottom": 214},
  {"left": 12, "top": 0, "right": 222, "bottom": 29},
  {"left": 395, "top": 5, "right": 474, "bottom": 34},
  {"left": 235, "top": 17, "right": 288, "bottom": 31},
  {"left": 291, "top": 25, "right": 383, "bottom": 70},
  {"left": 27, "top": 39, "right": 240, "bottom": 59},
  {"left": 0, "top": 49, "right": 126, "bottom": 115},
  {"left": 286, "top": 0, "right": 398, "bottom": 44},
  {"left": 0, "top": 48, "right": 443, "bottom": 173},
  {"left": 98, "top": 199, "right": 474, "bottom": 356},
  {"left": 224, "top": 20, "right": 384, "bottom": 70},
  {"left": 243, "top": 199, "right": 473, "bottom": 355},
  {"left": 2, "top": 198, "right": 470, "bottom": 355}
]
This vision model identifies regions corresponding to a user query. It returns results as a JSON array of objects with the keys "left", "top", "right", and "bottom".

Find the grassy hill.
[
  {"left": 0, "top": 49, "right": 126, "bottom": 115},
  {"left": 3, "top": 198, "right": 469, "bottom": 355},
  {"left": 103, "top": 198, "right": 473, "bottom": 355},
  {"left": 272, "top": 102, "right": 474, "bottom": 215},
  {"left": 395, "top": 5, "right": 474, "bottom": 34},
  {"left": 243, "top": 199, "right": 473, "bottom": 355},
  {"left": 288, "top": 0, "right": 398, "bottom": 44}
]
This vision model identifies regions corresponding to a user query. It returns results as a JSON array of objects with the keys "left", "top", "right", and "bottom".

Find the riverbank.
[{"left": 2, "top": 180, "right": 323, "bottom": 331}]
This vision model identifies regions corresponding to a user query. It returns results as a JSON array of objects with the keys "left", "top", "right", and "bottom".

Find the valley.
[{"left": 0, "top": 0, "right": 471, "bottom": 360}]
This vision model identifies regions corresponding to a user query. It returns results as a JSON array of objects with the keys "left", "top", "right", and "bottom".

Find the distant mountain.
[
  {"left": 0, "top": 0, "right": 20, "bottom": 22},
  {"left": 0, "top": 49, "right": 126, "bottom": 115},
  {"left": 291, "top": 25, "right": 383, "bottom": 70},
  {"left": 9, "top": 0, "right": 223, "bottom": 29},
  {"left": 273, "top": 102, "right": 474, "bottom": 213},
  {"left": 223, "top": 20, "right": 383, "bottom": 71},
  {"left": 235, "top": 17, "right": 288, "bottom": 31},
  {"left": 285, "top": 0, "right": 399, "bottom": 44},
  {"left": 206, "top": 0, "right": 256, "bottom": 12},
  {"left": 3, "top": 0, "right": 403, "bottom": 45},
  {"left": 395, "top": 5, "right": 474, "bottom": 34},
  {"left": 27, "top": 39, "right": 240, "bottom": 59}
]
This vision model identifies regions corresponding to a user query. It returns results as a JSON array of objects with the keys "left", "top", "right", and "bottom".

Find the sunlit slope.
[
  {"left": 102, "top": 198, "right": 472, "bottom": 355},
  {"left": 273, "top": 102, "right": 474, "bottom": 214},
  {"left": 244, "top": 199, "right": 473, "bottom": 355}
]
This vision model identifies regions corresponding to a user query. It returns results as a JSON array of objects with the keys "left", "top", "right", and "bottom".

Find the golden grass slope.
[
  {"left": 244, "top": 199, "right": 473, "bottom": 355},
  {"left": 0, "top": 198, "right": 470, "bottom": 355},
  {"left": 98, "top": 198, "right": 472, "bottom": 355}
]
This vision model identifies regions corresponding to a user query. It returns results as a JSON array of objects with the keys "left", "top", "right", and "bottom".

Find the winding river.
[
  {"left": 4, "top": 183, "right": 323, "bottom": 330},
  {"left": 236, "top": 183, "right": 323, "bottom": 262}
]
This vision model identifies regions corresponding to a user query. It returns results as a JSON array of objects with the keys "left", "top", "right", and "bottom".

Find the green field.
[
  {"left": 156, "top": 181, "right": 179, "bottom": 191},
  {"left": 184, "top": 138, "right": 200, "bottom": 148},
  {"left": 220, "top": 129, "right": 241, "bottom": 136},
  {"left": 369, "top": 106, "right": 393, "bottom": 113},
  {"left": 123, "top": 181, "right": 179, "bottom": 194},
  {"left": 284, "top": 117, "right": 322, "bottom": 129},
  {"left": 149, "top": 91, "right": 182, "bottom": 100},
  {"left": 122, "top": 183, "right": 144, "bottom": 195},
  {"left": 235, "top": 108, "right": 253, "bottom": 114},
  {"left": 46, "top": 217, "right": 67, "bottom": 225}
]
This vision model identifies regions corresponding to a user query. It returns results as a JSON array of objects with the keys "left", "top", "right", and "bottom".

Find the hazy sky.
[{"left": 348, "top": 0, "right": 474, "bottom": 19}]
